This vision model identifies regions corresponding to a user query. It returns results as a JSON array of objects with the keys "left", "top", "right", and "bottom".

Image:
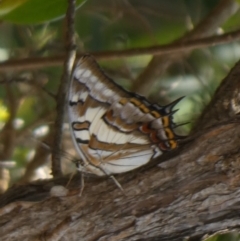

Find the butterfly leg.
[
  {"left": 79, "top": 172, "right": 84, "bottom": 196},
  {"left": 74, "top": 159, "right": 124, "bottom": 194},
  {"left": 73, "top": 159, "right": 85, "bottom": 196}
]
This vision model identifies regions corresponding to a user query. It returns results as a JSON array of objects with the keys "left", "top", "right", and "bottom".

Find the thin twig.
[
  {"left": 0, "top": 83, "right": 19, "bottom": 192},
  {"left": 51, "top": 0, "right": 76, "bottom": 178},
  {"left": 0, "top": 28, "right": 240, "bottom": 72},
  {"left": 19, "top": 130, "right": 54, "bottom": 183},
  {"left": 122, "top": 0, "right": 157, "bottom": 44},
  {"left": 0, "top": 84, "right": 18, "bottom": 160}
]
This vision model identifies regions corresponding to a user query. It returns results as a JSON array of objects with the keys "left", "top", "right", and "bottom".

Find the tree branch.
[
  {"left": 51, "top": 0, "right": 76, "bottom": 177},
  {"left": 0, "top": 29, "right": 240, "bottom": 72}
]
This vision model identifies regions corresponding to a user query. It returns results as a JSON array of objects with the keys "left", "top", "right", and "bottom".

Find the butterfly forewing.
[{"left": 68, "top": 55, "right": 180, "bottom": 176}]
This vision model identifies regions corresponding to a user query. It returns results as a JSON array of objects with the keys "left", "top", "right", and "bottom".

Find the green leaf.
[
  {"left": 0, "top": 0, "right": 28, "bottom": 16},
  {"left": 1, "top": 0, "right": 86, "bottom": 24}
]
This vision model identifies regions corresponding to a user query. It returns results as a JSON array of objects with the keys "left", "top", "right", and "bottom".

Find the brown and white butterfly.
[{"left": 68, "top": 55, "right": 182, "bottom": 180}]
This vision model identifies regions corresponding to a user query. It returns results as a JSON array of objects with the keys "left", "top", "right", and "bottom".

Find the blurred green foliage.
[
  {"left": 0, "top": 0, "right": 86, "bottom": 24},
  {"left": 204, "top": 232, "right": 240, "bottom": 241}
]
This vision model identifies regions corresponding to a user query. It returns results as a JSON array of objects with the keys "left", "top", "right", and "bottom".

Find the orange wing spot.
[
  {"left": 130, "top": 98, "right": 141, "bottom": 106},
  {"left": 169, "top": 140, "right": 178, "bottom": 149},
  {"left": 150, "top": 131, "right": 159, "bottom": 143},
  {"left": 151, "top": 111, "right": 160, "bottom": 118},
  {"left": 162, "top": 116, "right": 170, "bottom": 127},
  {"left": 165, "top": 128, "right": 175, "bottom": 139},
  {"left": 139, "top": 104, "right": 150, "bottom": 113},
  {"left": 158, "top": 142, "right": 168, "bottom": 151},
  {"left": 130, "top": 98, "right": 149, "bottom": 113},
  {"left": 140, "top": 123, "right": 151, "bottom": 133},
  {"left": 119, "top": 98, "right": 128, "bottom": 105}
]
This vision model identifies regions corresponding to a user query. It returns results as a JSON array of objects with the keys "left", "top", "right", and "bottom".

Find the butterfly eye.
[{"left": 72, "top": 159, "right": 80, "bottom": 168}]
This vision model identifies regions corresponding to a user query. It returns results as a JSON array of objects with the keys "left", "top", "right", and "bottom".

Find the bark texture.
[{"left": 1, "top": 60, "right": 240, "bottom": 241}]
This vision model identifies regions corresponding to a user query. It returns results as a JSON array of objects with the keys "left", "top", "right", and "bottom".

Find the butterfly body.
[{"left": 68, "top": 55, "right": 181, "bottom": 176}]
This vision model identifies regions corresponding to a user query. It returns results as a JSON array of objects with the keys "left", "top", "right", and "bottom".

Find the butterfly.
[{"left": 68, "top": 55, "right": 182, "bottom": 182}]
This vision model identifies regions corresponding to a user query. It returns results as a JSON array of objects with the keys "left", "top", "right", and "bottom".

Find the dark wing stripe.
[{"left": 76, "top": 138, "right": 89, "bottom": 144}]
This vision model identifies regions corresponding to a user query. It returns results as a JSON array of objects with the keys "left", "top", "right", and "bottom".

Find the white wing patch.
[{"left": 74, "top": 129, "right": 90, "bottom": 142}]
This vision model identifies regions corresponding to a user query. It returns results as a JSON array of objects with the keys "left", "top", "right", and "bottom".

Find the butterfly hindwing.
[{"left": 68, "top": 55, "right": 179, "bottom": 176}]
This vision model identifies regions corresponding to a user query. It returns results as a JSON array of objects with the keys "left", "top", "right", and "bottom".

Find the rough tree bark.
[{"left": 1, "top": 59, "right": 240, "bottom": 241}]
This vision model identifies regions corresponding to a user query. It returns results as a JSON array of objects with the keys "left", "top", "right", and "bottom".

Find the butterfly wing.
[{"left": 68, "top": 55, "right": 179, "bottom": 176}]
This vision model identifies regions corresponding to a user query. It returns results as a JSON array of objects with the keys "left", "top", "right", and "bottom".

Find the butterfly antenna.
[
  {"left": 42, "top": 86, "right": 57, "bottom": 99},
  {"left": 110, "top": 175, "right": 125, "bottom": 194},
  {"left": 32, "top": 138, "right": 77, "bottom": 163},
  {"left": 98, "top": 165, "right": 125, "bottom": 193}
]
